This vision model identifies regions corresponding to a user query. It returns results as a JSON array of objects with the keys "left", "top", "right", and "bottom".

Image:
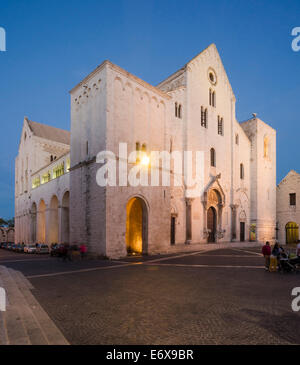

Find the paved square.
[{"left": 0, "top": 247, "right": 299, "bottom": 345}]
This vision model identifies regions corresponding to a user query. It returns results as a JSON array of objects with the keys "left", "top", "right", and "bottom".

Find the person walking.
[
  {"left": 262, "top": 241, "right": 271, "bottom": 271},
  {"left": 79, "top": 244, "right": 87, "bottom": 260}
]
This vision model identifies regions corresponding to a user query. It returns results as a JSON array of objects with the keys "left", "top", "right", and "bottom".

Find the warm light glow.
[{"left": 140, "top": 154, "right": 150, "bottom": 167}]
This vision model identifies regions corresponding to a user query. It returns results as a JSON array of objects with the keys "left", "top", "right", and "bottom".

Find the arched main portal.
[
  {"left": 49, "top": 195, "right": 59, "bottom": 244},
  {"left": 61, "top": 191, "right": 70, "bottom": 244},
  {"left": 207, "top": 206, "right": 217, "bottom": 242},
  {"left": 37, "top": 200, "right": 46, "bottom": 243},
  {"left": 126, "top": 197, "right": 148, "bottom": 255},
  {"left": 31, "top": 202, "right": 37, "bottom": 243},
  {"left": 286, "top": 222, "right": 299, "bottom": 244}
]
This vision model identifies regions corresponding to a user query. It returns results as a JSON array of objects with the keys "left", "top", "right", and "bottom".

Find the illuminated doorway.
[
  {"left": 285, "top": 222, "right": 299, "bottom": 244},
  {"left": 126, "top": 197, "right": 148, "bottom": 255}
]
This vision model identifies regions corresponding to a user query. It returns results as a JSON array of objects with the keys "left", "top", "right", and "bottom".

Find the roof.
[
  {"left": 26, "top": 119, "right": 70, "bottom": 145},
  {"left": 277, "top": 170, "right": 300, "bottom": 187}
]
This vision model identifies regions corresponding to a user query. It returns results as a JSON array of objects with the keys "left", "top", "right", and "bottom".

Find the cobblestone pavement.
[{"left": 0, "top": 247, "right": 299, "bottom": 345}]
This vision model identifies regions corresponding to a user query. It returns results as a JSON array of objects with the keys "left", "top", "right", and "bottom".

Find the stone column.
[
  {"left": 185, "top": 198, "right": 194, "bottom": 244},
  {"left": 45, "top": 207, "right": 51, "bottom": 245}
]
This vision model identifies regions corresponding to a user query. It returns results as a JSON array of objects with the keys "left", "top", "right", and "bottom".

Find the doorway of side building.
[
  {"left": 126, "top": 197, "right": 148, "bottom": 255},
  {"left": 170, "top": 216, "right": 176, "bottom": 245},
  {"left": 240, "top": 222, "right": 245, "bottom": 242},
  {"left": 207, "top": 206, "right": 217, "bottom": 242},
  {"left": 285, "top": 222, "right": 299, "bottom": 244}
]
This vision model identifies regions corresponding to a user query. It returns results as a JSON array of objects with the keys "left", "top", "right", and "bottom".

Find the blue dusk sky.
[{"left": 0, "top": 0, "right": 299, "bottom": 219}]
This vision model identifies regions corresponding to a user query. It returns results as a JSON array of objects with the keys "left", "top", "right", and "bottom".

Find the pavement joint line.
[
  {"left": 231, "top": 248, "right": 263, "bottom": 257},
  {"left": 141, "top": 250, "right": 210, "bottom": 263},
  {"left": 143, "top": 263, "right": 265, "bottom": 269},
  {"left": 25, "top": 262, "right": 136, "bottom": 279},
  {"left": 0, "top": 258, "right": 51, "bottom": 264}
]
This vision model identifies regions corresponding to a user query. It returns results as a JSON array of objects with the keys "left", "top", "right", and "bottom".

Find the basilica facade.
[{"left": 14, "top": 44, "right": 276, "bottom": 258}]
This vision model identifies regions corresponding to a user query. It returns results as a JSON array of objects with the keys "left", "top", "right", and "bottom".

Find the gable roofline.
[
  {"left": 156, "top": 43, "right": 235, "bottom": 99},
  {"left": 69, "top": 60, "right": 171, "bottom": 100},
  {"left": 26, "top": 117, "right": 70, "bottom": 145},
  {"left": 277, "top": 170, "right": 300, "bottom": 187}
]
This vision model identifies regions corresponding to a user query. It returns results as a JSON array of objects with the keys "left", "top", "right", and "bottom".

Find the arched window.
[
  {"left": 201, "top": 107, "right": 208, "bottom": 128},
  {"left": 209, "top": 89, "right": 216, "bottom": 107},
  {"left": 217, "top": 116, "right": 223, "bottom": 135},
  {"left": 141, "top": 143, "right": 146, "bottom": 152},
  {"left": 264, "top": 136, "right": 269, "bottom": 158},
  {"left": 136, "top": 142, "right": 141, "bottom": 163},
  {"left": 212, "top": 91, "right": 216, "bottom": 107},
  {"left": 175, "top": 102, "right": 178, "bottom": 117},
  {"left": 240, "top": 163, "right": 244, "bottom": 180},
  {"left": 210, "top": 148, "right": 216, "bottom": 167},
  {"left": 178, "top": 104, "right": 182, "bottom": 119},
  {"left": 235, "top": 134, "right": 239, "bottom": 145}
]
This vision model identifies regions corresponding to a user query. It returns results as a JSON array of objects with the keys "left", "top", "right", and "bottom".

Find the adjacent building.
[{"left": 277, "top": 170, "right": 300, "bottom": 244}]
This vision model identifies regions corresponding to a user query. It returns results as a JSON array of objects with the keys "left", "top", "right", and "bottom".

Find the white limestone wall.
[
  {"left": 241, "top": 118, "right": 276, "bottom": 243},
  {"left": 69, "top": 63, "right": 108, "bottom": 255},
  {"left": 105, "top": 64, "right": 171, "bottom": 258},
  {"left": 186, "top": 45, "right": 235, "bottom": 243},
  {"left": 277, "top": 171, "right": 300, "bottom": 244},
  {"left": 233, "top": 122, "right": 251, "bottom": 241}
]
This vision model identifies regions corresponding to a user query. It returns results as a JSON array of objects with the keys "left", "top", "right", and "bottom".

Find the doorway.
[
  {"left": 126, "top": 197, "right": 148, "bottom": 255},
  {"left": 207, "top": 207, "right": 216, "bottom": 242},
  {"left": 240, "top": 222, "right": 245, "bottom": 242}
]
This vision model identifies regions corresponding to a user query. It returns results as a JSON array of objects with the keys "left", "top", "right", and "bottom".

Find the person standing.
[
  {"left": 79, "top": 244, "right": 87, "bottom": 260},
  {"left": 262, "top": 241, "right": 271, "bottom": 271}
]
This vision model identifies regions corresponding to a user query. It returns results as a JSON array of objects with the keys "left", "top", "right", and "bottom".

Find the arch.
[
  {"left": 285, "top": 222, "right": 299, "bottom": 244},
  {"left": 61, "top": 191, "right": 70, "bottom": 244},
  {"left": 37, "top": 199, "right": 46, "bottom": 243},
  {"left": 49, "top": 195, "right": 59, "bottom": 244},
  {"left": 0, "top": 228, "right": 5, "bottom": 242},
  {"left": 125, "top": 196, "right": 148, "bottom": 255},
  {"left": 31, "top": 202, "right": 37, "bottom": 243},
  {"left": 7, "top": 228, "right": 14, "bottom": 243}
]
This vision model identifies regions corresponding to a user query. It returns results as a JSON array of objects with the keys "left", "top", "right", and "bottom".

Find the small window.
[
  {"left": 264, "top": 136, "right": 269, "bottom": 158},
  {"left": 210, "top": 148, "right": 216, "bottom": 167},
  {"left": 212, "top": 91, "right": 216, "bottom": 107},
  {"left": 178, "top": 104, "right": 182, "bottom": 119},
  {"left": 209, "top": 89, "right": 216, "bottom": 107},
  {"left": 136, "top": 142, "right": 141, "bottom": 162},
  {"left": 236, "top": 134, "right": 239, "bottom": 145},
  {"left": 175, "top": 102, "right": 178, "bottom": 118},
  {"left": 201, "top": 106, "right": 207, "bottom": 128},
  {"left": 217, "top": 116, "right": 223, "bottom": 136},
  {"left": 290, "top": 193, "right": 296, "bottom": 206},
  {"left": 240, "top": 163, "right": 244, "bottom": 180}
]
